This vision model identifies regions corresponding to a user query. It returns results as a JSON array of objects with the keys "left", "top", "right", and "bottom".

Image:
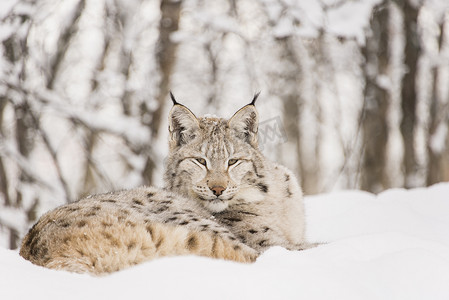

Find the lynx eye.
[
  {"left": 196, "top": 158, "right": 207, "bottom": 166},
  {"left": 228, "top": 159, "right": 238, "bottom": 166}
]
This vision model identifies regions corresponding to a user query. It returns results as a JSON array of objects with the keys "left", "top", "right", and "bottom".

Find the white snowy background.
[
  {"left": 1, "top": 0, "right": 449, "bottom": 298},
  {"left": 2, "top": 183, "right": 449, "bottom": 299},
  {"left": 1, "top": 0, "right": 449, "bottom": 246}
]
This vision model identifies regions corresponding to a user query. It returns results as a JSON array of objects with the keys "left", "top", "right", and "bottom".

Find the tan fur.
[
  {"left": 164, "top": 100, "right": 307, "bottom": 252},
  {"left": 20, "top": 97, "right": 307, "bottom": 275},
  {"left": 20, "top": 187, "right": 257, "bottom": 275}
]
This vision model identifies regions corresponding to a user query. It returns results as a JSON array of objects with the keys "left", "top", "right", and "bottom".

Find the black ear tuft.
[
  {"left": 170, "top": 91, "right": 178, "bottom": 105},
  {"left": 250, "top": 92, "right": 261, "bottom": 106}
]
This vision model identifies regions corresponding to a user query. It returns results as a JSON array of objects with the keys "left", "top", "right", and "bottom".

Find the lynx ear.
[
  {"left": 168, "top": 97, "right": 200, "bottom": 148},
  {"left": 228, "top": 100, "right": 259, "bottom": 147}
]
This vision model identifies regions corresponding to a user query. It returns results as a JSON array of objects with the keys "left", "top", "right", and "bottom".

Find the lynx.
[
  {"left": 164, "top": 93, "right": 306, "bottom": 252},
  {"left": 20, "top": 94, "right": 307, "bottom": 275}
]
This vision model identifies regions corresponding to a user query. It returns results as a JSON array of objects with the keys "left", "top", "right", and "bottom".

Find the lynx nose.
[{"left": 210, "top": 186, "right": 226, "bottom": 196}]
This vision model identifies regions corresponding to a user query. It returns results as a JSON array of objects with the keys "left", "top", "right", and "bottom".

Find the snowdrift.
[{"left": 1, "top": 183, "right": 449, "bottom": 300}]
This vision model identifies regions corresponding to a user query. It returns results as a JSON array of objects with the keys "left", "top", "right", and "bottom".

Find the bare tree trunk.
[
  {"left": 302, "top": 33, "right": 325, "bottom": 195},
  {"left": 46, "top": 0, "right": 86, "bottom": 89},
  {"left": 0, "top": 99, "right": 10, "bottom": 206},
  {"left": 427, "top": 17, "right": 449, "bottom": 185},
  {"left": 276, "top": 37, "right": 306, "bottom": 192},
  {"left": 142, "top": 0, "right": 182, "bottom": 185},
  {"left": 399, "top": 0, "right": 421, "bottom": 188},
  {"left": 361, "top": 3, "right": 390, "bottom": 193}
]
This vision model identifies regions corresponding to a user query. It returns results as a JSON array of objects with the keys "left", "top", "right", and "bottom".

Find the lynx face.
[{"left": 164, "top": 96, "right": 269, "bottom": 213}]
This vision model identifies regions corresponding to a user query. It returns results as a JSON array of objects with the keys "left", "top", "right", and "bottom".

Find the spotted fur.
[
  {"left": 20, "top": 97, "right": 307, "bottom": 275},
  {"left": 164, "top": 99, "right": 307, "bottom": 252},
  {"left": 20, "top": 187, "right": 257, "bottom": 275}
]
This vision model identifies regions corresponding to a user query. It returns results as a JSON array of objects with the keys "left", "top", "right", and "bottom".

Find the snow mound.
[{"left": 2, "top": 183, "right": 449, "bottom": 300}]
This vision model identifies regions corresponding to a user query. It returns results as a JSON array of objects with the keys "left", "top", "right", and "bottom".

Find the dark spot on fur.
[
  {"left": 146, "top": 224, "right": 153, "bottom": 236},
  {"left": 285, "top": 174, "right": 290, "bottom": 181},
  {"left": 179, "top": 221, "right": 189, "bottom": 225},
  {"left": 166, "top": 217, "right": 178, "bottom": 222},
  {"left": 186, "top": 235, "right": 198, "bottom": 250},
  {"left": 238, "top": 211, "right": 259, "bottom": 217},
  {"left": 30, "top": 244, "right": 39, "bottom": 257},
  {"left": 85, "top": 211, "right": 97, "bottom": 217},
  {"left": 191, "top": 218, "right": 199, "bottom": 222},
  {"left": 286, "top": 187, "right": 292, "bottom": 197},
  {"left": 160, "top": 200, "right": 171, "bottom": 205},
  {"left": 102, "top": 231, "right": 113, "bottom": 240},
  {"left": 147, "top": 192, "right": 155, "bottom": 198},
  {"left": 257, "top": 183, "right": 268, "bottom": 193},
  {"left": 76, "top": 249, "right": 85, "bottom": 256},
  {"left": 110, "top": 239, "right": 119, "bottom": 247},
  {"left": 259, "top": 240, "right": 267, "bottom": 247},
  {"left": 67, "top": 207, "right": 78, "bottom": 212},
  {"left": 263, "top": 227, "right": 270, "bottom": 232},
  {"left": 128, "top": 242, "right": 136, "bottom": 250},
  {"left": 173, "top": 212, "right": 183, "bottom": 215},
  {"left": 92, "top": 206, "right": 101, "bottom": 211},
  {"left": 59, "top": 222, "right": 70, "bottom": 228},
  {"left": 248, "top": 229, "right": 257, "bottom": 234},
  {"left": 63, "top": 236, "right": 70, "bottom": 244},
  {"left": 101, "top": 221, "right": 112, "bottom": 227},
  {"left": 132, "top": 198, "right": 144, "bottom": 206},
  {"left": 233, "top": 245, "right": 241, "bottom": 250},
  {"left": 229, "top": 236, "right": 236, "bottom": 241},
  {"left": 156, "top": 206, "right": 169, "bottom": 213},
  {"left": 126, "top": 221, "right": 136, "bottom": 227},
  {"left": 155, "top": 237, "right": 164, "bottom": 249},
  {"left": 102, "top": 199, "right": 116, "bottom": 203},
  {"left": 117, "top": 215, "right": 126, "bottom": 222}
]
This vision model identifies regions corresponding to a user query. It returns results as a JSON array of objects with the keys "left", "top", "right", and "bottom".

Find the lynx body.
[
  {"left": 20, "top": 187, "right": 257, "bottom": 275},
  {"left": 20, "top": 95, "right": 307, "bottom": 274}
]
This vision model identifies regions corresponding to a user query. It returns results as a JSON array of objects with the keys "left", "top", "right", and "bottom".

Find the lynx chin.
[{"left": 20, "top": 93, "right": 308, "bottom": 275}]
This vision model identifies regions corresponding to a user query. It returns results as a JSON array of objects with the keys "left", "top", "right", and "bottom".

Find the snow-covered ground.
[{"left": 1, "top": 183, "right": 449, "bottom": 300}]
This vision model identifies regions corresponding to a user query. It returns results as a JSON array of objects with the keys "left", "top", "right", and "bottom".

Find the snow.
[
  {"left": 326, "top": 0, "right": 382, "bottom": 44},
  {"left": 2, "top": 183, "right": 449, "bottom": 299},
  {"left": 0, "top": 207, "right": 27, "bottom": 233}
]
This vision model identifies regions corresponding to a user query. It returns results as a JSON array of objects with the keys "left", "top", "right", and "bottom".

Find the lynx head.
[{"left": 164, "top": 93, "right": 269, "bottom": 213}]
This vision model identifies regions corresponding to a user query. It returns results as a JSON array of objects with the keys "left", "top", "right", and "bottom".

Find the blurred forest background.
[{"left": 1, "top": 0, "right": 449, "bottom": 249}]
